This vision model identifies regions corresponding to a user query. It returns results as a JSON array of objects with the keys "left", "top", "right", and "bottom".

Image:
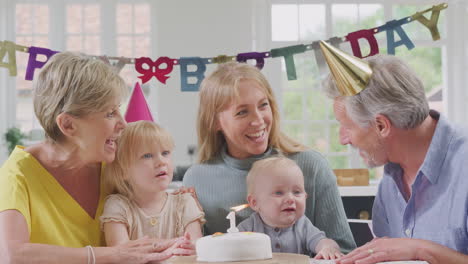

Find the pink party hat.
[{"left": 125, "top": 82, "right": 154, "bottom": 123}]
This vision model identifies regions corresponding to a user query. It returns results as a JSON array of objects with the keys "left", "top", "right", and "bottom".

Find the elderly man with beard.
[{"left": 319, "top": 41, "right": 468, "bottom": 264}]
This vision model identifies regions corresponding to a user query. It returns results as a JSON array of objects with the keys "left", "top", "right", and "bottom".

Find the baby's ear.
[{"left": 247, "top": 194, "right": 258, "bottom": 211}]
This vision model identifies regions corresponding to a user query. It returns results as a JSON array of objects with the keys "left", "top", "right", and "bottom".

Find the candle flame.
[{"left": 230, "top": 204, "right": 249, "bottom": 212}]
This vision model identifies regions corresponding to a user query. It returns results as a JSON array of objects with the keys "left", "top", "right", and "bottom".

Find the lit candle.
[
  {"left": 226, "top": 204, "right": 249, "bottom": 233},
  {"left": 226, "top": 211, "right": 238, "bottom": 233}
]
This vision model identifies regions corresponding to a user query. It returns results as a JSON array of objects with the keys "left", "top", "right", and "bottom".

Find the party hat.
[
  {"left": 319, "top": 40, "right": 373, "bottom": 96},
  {"left": 125, "top": 82, "right": 154, "bottom": 123}
]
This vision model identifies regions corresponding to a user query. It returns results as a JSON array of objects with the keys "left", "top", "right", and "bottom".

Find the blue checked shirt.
[{"left": 372, "top": 111, "right": 468, "bottom": 253}]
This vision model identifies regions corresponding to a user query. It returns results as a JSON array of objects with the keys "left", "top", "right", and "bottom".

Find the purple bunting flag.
[
  {"left": 236, "top": 52, "right": 271, "bottom": 70},
  {"left": 25, "top": 47, "right": 58, "bottom": 80}
]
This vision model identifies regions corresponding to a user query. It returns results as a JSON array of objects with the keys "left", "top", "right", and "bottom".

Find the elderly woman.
[
  {"left": 0, "top": 52, "right": 189, "bottom": 263},
  {"left": 183, "top": 62, "right": 356, "bottom": 253}
]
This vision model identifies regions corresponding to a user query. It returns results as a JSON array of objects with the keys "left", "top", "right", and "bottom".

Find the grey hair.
[{"left": 323, "top": 54, "right": 429, "bottom": 129}]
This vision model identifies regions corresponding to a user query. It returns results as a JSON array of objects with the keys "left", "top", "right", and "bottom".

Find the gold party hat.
[{"left": 319, "top": 41, "right": 373, "bottom": 96}]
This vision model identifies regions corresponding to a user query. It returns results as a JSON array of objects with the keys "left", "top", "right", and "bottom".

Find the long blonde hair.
[
  {"left": 197, "top": 62, "right": 307, "bottom": 163},
  {"left": 104, "top": 121, "right": 174, "bottom": 199}
]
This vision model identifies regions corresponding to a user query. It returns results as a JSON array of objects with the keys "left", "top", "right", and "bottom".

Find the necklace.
[{"left": 139, "top": 193, "right": 168, "bottom": 227}]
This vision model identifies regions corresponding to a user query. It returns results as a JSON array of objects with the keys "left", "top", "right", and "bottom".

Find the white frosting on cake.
[{"left": 196, "top": 232, "right": 273, "bottom": 262}]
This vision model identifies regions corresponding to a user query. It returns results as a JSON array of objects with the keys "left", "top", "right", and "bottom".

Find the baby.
[
  {"left": 100, "top": 121, "right": 205, "bottom": 251},
  {"left": 238, "top": 156, "right": 343, "bottom": 260}
]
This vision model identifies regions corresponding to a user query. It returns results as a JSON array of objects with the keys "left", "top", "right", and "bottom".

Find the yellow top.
[{"left": 0, "top": 146, "right": 106, "bottom": 247}]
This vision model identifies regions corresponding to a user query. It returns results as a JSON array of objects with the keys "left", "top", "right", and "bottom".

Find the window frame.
[
  {"left": 266, "top": 0, "right": 462, "bottom": 174},
  {"left": 0, "top": 0, "right": 154, "bottom": 153}
]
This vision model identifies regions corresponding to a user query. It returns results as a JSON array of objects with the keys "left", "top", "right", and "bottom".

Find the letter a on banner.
[
  {"left": 0, "top": 41, "right": 18, "bottom": 76},
  {"left": 379, "top": 18, "right": 415, "bottom": 55}
]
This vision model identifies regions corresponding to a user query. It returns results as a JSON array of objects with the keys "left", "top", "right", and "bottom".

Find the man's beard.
[{"left": 353, "top": 145, "right": 385, "bottom": 168}]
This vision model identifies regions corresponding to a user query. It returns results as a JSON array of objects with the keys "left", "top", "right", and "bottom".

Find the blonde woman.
[
  {"left": 0, "top": 52, "right": 185, "bottom": 263},
  {"left": 101, "top": 121, "right": 204, "bottom": 250},
  {"left": 183, "top": 62, "right": 356, "bottom": 253}
]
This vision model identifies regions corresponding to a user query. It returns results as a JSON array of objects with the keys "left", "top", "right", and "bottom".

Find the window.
[
  {"left": 271, "top": 2, "right": 446, "bottom": 178},
  {"left": 66, "top": 4, "right": 101, "bottom": 54},
  {"left": 15, "top": 3, "right": 49, "bottom": 134},
  {"left": 11, "top": 0, "right": 152, "bottom": 141},
  {"left": 116, "top": 2, "right": 151, "bottom": 86}
]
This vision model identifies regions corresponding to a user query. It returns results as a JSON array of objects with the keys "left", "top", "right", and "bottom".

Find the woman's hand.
[
  {"left": 335, "top": 237, "right": 419, "bottom": 264},
  {"left": 111, "top": 236, "right": 177, "bottom": 263}
]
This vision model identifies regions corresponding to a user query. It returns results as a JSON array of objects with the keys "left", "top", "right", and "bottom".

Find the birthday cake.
[{"left": 196, "top": 232, "right": 273, "bottom": 262}]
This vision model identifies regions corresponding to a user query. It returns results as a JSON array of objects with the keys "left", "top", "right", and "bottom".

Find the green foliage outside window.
[
  {"left": 280, "top": 4, "right": 444, "bottom": 178},
  {"left": 4, "top": 127, "right": 26, "bottom": 154}
]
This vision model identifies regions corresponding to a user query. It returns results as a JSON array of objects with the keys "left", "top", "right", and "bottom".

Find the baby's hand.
[
  {"left": 314, "top": 238, "right": 344, "bottom": 260},
  {"left": 314, "top": 246, "right": 344, "bottom": 260}
]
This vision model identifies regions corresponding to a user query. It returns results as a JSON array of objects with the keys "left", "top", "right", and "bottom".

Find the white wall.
[{"left": 149, "top": 0, "right": 257, "bottom": 166}]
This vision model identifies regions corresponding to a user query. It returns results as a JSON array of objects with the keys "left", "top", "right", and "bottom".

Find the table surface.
[
  {"left": 168, "top": 254, "right": 428, "bottom": 264},
  {"left": 310, "top": 260, "right": 428, "bottom": 264}
]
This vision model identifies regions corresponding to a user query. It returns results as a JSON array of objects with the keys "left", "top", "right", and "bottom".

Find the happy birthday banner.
[{"left": 0, "top": 3, "right": 447, "bottom": 92}]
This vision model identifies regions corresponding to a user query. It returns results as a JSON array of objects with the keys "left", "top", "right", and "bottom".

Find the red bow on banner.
[{"left": 135, "top": 57, "right": 175, "bottom": 84}]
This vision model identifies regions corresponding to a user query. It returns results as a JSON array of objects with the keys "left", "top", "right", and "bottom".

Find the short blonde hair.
[
  {"left": 246, "top": 156, "right": 303, "bottom": 196},
  {"left": 33, "top": 52, "right": 127, "bottom": 142},
  {"left": 104, "top": 121, "right": 175, "bottom": 199},
  {"left": 197, "top": 62, "right": 307, "bottom": 163}
]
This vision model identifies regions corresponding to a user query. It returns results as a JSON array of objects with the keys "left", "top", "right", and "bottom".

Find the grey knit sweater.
[{"left": 183, "top": 147, "right": 356, "bottom": 253}]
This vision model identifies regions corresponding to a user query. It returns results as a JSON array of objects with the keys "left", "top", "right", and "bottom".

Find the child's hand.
[
  {"left": 314, "top": 246, "right": 344, "bottom": 260},
  {"left": 150, "top": 237, "right": 178, "bottom": 252},
  {"left": 171, "top": 232, "right": 196, "bottom": 256}
]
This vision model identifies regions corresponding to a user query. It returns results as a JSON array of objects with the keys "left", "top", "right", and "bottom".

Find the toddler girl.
[{"left": 100, "top": 121, "right": 205, "bottom": 251}]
